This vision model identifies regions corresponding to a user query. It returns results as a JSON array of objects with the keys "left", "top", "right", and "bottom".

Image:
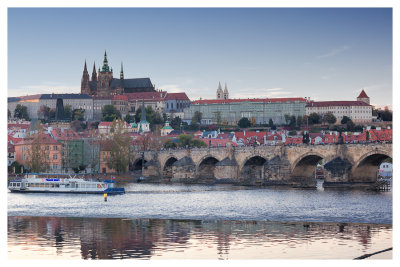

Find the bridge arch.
[
  {"left": 197, "top": 156, "right": 220, "bottom": 179},
  {"left": 162, "top": 157, "right": 178, "bottom": 179},
  {"left": 291, "top": 152, "right": 327, "bottom": 179},
  {"left": 350, "top": 150, "right": 392, "bottom": 182},
  {"left": 240, "top": 155, "right": 267, "bottom": 181},
  {"left": 132, "top": 157, "right": 148, "bottom": 171}
]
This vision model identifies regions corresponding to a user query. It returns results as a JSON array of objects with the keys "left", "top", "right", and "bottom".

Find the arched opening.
[
  {"left": 163, "top": 157, "right": 178, "bottom": 179},
  {"left": 291, "top": 154, "right": 324, "bottom": 182},
  {"left": 198, "top": 157, "right": 219, "bottom": 180},
  {"left": 241, "top": 156, "right": 267, "bottom": 182},
  {"left": 132, "top": 158, "right": 147, "bottom": 173},
  {"left": 351, "top": 153, "right": 392, "bottom": 182}
]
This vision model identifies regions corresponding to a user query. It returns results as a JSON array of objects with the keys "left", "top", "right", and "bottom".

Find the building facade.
[
  {"left": 306, "top": 90, "right": 372, "bottom": 124},
  {"left": 185, "top": 97, "right": 307, "bottom": 125}
]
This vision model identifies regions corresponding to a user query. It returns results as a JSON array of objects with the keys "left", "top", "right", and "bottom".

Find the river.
[{"left": 8, "top": 181, "right": 392, "bottom": 259}]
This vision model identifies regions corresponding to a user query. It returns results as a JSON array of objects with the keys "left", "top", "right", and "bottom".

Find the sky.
[{"left": 7, "top": 7, "right": 393, "bottom": 108}]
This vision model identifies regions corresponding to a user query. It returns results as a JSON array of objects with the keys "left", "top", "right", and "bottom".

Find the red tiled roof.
[
  {"left": 306, "top": 101, "right": 370, "bottom": 107},
  {"left": 113, "top": 95, "right": 128, "bottom": 101},
  {"left": 15, "top": 133, "right": 60, "bottom": 146},
  {"left": 8, "top": 123, "right": 30, "bottom": 130},
  {"left": 192, "top": 97, "right": 306, "bottom": 105},
  {"left": 357, "top": 90, "right": 369, "bottom": 98},
  {"left": 125, "top": 91, "right": 167, "bottom": 102},
  {"left": 51, "top": 128, "right": 80, "bottom": 140},
  {"left": 8, "top": 135, "right": 23, "bottom": 145},
  {"left": 98, "top": 121, "right": 113, "bottom": 127},
  {"left": 165, "top": 93, "right": 190, "bottom": 101}
]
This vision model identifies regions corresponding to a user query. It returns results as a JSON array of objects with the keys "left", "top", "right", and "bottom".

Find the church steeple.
[
  {"left": 81, "top": 60, "right": 90, "bottom": 95},
  {"left": 216, "top": 81, "right": 223, "bottom": 99},
  {"left": 101, "top": 50, "right": 111, "bottom": 72},
  {"left": 91, "top": 62, "right": 97, "bottom": 82},
  {"left": 120, "top": 62, "right": 124, "bottom": 79},
  {"left": 223, "top": 83, "right": 229, "bottom": 100}
]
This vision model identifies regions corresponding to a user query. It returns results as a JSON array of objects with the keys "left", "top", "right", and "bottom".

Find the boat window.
[
  {"left": 55, "top": 184, "right": 60, "bottom": 188},
  {"left": 76, "top": 184, "right": 79, "bottom": 188}
]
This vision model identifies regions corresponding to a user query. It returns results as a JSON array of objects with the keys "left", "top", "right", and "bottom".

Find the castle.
[{"left": 81, "top": 51, "right": 156, "bottom": 97}]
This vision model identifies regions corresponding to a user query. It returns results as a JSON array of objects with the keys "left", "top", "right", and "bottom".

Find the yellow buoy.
[{"left": 104, "top": 193, "right": 108, "bottom": 202}]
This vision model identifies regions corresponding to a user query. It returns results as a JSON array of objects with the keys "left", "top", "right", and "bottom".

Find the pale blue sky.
[{"left": 8, "top": 8, "right": 392, "bottom": 108}]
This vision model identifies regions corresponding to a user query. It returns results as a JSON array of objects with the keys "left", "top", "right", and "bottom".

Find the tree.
[
  {"left": 175, "top": 134, "right": 206, "bottom": 148},
  {"left": 341, "top": 116, "right": 351, "bottom": 124},
  {"left": 170, "top": 116, "right": 182, "bottom": 130},
  {"left": 308, "top": 112, "right": 321, "bottom": 124},
  {"left": 323, "top": 112, "right": 337, "bottom": 125},
  {"left": 64, "top": 105, "right": 73, "bottom": 120},
  {"left": 238, "top": 117, "right": 251, "bottom": 128},
  {"left": 37, "top": 105, "right": 51, "bottom": 121},
  {"left": 72, "top": 109, "right": 85, "bottom": 121},
  {"left": 250, "top": 116, "right": 256, "bottom": 127},
  {"left": 163, "top": 139, "right": 177, "bottom": 149},
  {"left": 296, "top": 116, "right": 303, "bottom": 127},
  {"left": 284, "top": 114, "right": 291, "bottom": 125},
  {"left": 192, "top": 111, "right": 202, "bottom": 124},
  {"left": 8, "top": 109, "right": 11, "bottom": 120},
  {"left": 215, "top": 111, "right": 222, "bottom": 125},
  {"left": 26, "top": 133, "right": 50, "bottom": 173},
  {"left": 102, "top": 105, "right": 121, "bottom": 121},
  {"left": 49, "top": 108, "right": 56, "bottom": 121},
  {"left": 379, "top": 106, "right": 392, "bottom": 121},
  {"left": 106, "top": 120, "right": 132, "bottom": 174},
  {"left": 346, "top": 120, "right": 355, "bottom": 131},
  {"left": 288, "top": 115, "right": 296, "bottom": 128},
  {"left": 14, "top": 104, "right": 29, "bottom": 120},
  {"left": 268, "top": 118, "right": 274, "bottom": 128},
  {"left": 124, "top": 114, "right": 135, "bottom": 123}
]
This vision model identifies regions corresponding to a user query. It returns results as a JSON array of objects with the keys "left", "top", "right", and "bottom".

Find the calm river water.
[{"left": 8, "top": 181, "right": 392, "bottom": 259}]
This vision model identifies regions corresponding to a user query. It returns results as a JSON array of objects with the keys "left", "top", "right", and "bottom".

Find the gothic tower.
[
  {"left": 216, "top": 82, "right": 223, "bottom": 99},
  {"left": 80, "top": 60, "right": 90, "bottom": 95},
  {"left": 97, "top": 50, "right": 114, "bottom": 97},
  {"left": 223, "top": 83, "right": 229, "bottom": 100},
  {"left": 116, "top": 62, "right": 124, "bottom": 95}
]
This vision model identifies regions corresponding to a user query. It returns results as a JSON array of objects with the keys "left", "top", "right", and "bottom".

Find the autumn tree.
[
  {"left": 106, "top": 120, "right": 132, "bottom": 174},
  {"left": 26, "top": 124, "right": 50, "bottom": 173}
]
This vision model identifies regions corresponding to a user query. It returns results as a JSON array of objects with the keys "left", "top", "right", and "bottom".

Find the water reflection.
[{"left": 8, "top": 216, "right": 392, "bottom": 259}]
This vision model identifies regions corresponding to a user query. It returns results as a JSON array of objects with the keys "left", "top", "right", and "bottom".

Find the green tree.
[
  {"left": 176, "top": 134, "right": 206, "bottom": 148},
  {"left": 124, "top": 114, "right": 135, "bottom": 123},
  {"left": 14, "top": 104, "right": 30, "bottom": 120},
  {"left": 238, "top": 117, "right": 251, "bottom": 128},
  {"left": 64, "top": 105, "right": 73, "bottom": 120},
  {"left": 341, "top": 116, "right": 351, "bottom": 124},
  {"left": 323, "top": 112, "right": 337, "bottom": 125},
  {"left": 308, "top": 112, "right": 321, "bottom": 124},
  {"left": 268, "top": 118, "right": 274, "bottom": 128},
  {"left": 192, "top": 111, "right": 203, "bottom": 124},
  {"left": 106, "top": 120, "right": 132, "bottom": 174},
  {"left": 296, "top": 115, "right": 303, "bottom": 127},
  {"left": 8, "top": 109, "right": 11, "bottom": 119},
  {"left": 102, "top": 105, "right": 121, "bottom": 122},
  {"left": 170, "top": 116, "right": 182, "bottom": 130},
  {"left": 346, "top": 120, "right": 355, "bottom": 131},
  {"left": 284, "top": 114, "right": 291, "bottom": 125},
  {"left": 163, "top": 139, "right": 177, "bottom": 149},
  {"left": 72, "top": 109, "right": 85, "bottom": 121}
]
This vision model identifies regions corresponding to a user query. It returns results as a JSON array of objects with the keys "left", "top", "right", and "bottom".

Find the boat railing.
[{"left": 23, "top": 173, "right": 113, "bottom": 182}]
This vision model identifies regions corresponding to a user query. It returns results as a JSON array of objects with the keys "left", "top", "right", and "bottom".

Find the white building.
[{"left": 306, "top": 90, "right": 372, "bottom": 124}]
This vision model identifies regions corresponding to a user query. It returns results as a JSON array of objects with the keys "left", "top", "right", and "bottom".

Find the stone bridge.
[{"left": 132, "top": 143, "right": 392, "bottom": 187}]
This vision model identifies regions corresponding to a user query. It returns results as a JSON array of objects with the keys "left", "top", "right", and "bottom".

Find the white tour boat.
[{"left": 8, "top": 173, "right": 125, "bottom": 194}]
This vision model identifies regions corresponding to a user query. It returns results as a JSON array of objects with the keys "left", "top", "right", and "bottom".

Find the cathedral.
[{"left": 81, "top": 51, "right": 156, "bottom": 97}]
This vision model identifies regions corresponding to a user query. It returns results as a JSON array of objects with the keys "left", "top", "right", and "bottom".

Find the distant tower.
[
  {"left": 97, "top": 50, "right": 113, "bottom": 97},
  {"left": 216, "top": 82, "right": 223, "bottom": 99},
  {"left": 80, "top": 60, "right": 90, "bottom": 95},
  {"left": 138, "top": 98, "right": 150, "bottom": 133},
  {"left": 223, "top": 83, "right": 229, "bottom": 100},
  {"left": 91, "top": 62, "right": 97, "bottom": 95},
  {"left": 357, "top": 89, "right": 370, "bottom": 104},
  {"left": 117, "top": 62, "right": 124, "bottom": 94}
]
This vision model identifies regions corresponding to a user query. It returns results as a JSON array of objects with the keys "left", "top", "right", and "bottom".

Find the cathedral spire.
[
  {"left": 120, "top": 62, "right": 124, "bottom": 79},
  {"left": 218, "top": 81, "right": 222, "bottom": 90},
  {"left": 101, "top": 50, "right": 111, "bottom": 72},
  {"left": 92, "top": 62, "right": 97, "bottom": 82},
  {"left": 81, "top": 60, "right": 90, "bottom": 94},
  {"left": 84, "top": 60, "right": 88, "bottom": 72},
  {"left": 224, "top": 83, "right": 228, "bottom": 92}
]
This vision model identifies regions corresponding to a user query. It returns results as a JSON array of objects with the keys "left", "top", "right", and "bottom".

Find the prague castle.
[{"left": 81, "top": 51, "right": 156, "bottom": 97}]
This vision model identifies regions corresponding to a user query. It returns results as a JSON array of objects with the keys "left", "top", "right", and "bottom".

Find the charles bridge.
[{"left": 132, "top": 143, "right": 392, "bottom": 188}]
